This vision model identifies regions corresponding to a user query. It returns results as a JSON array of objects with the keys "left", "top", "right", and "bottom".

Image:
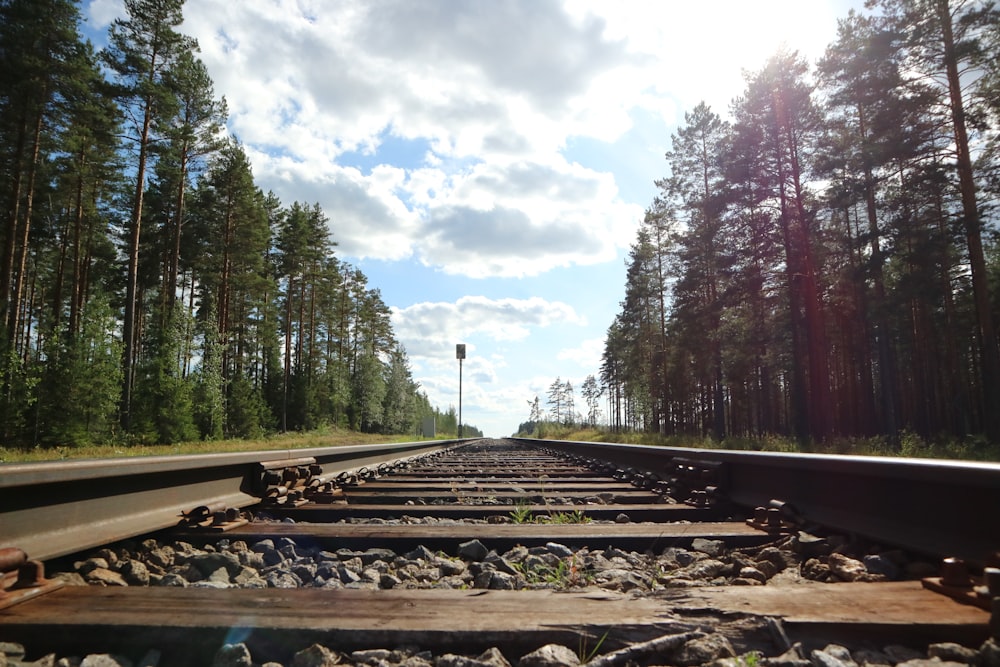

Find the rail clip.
[
  {"left": 745, "top": 499, "right": 799, "bottom": 535},
  {"left": 922, "top": 556, "right": 1000, "bottom": 614},
  {"left": 252, "top": 457, "right": 322, "bottom": 507},
  {"left": 669, "top": 458, "right": 728, "bottom": 507},
  {"left": 180, "top": 504, "right": 250, "bottom": 532},
  {"left": 0, "top": 547, "right": 64, "bottom": 609}
]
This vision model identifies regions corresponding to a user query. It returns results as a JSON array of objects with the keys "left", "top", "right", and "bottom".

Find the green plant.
[
  {"left": 544, "top": 509, "right": 590, "bottom": 524},
  {"left": 509, "top": 498, "right": 535, "bottom": 524},
  {"left": 578, "top": 630, "right": 610, "bottom": 663},
  {"left": 514, "top": 554, "right": 593, "bottom": 589}
]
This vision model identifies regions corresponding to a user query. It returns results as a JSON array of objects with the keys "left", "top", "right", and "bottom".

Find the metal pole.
[{"left": 456, "top": 343, "right": 466, "bottom": 438}]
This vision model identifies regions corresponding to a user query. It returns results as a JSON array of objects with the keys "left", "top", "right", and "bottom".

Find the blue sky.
[{"left": 85, "top": 0, "right": 860, "bottom": 437}]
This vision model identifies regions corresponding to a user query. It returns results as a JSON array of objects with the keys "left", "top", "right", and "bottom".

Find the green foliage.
[
  {"left": 36, "top": 299, "right": 123, "bottom": 446},
  {"left": 133, "top": 316, "right": 198, "bottom": 444},
  {"left": 513, "top": 554, "right": 593, "bottom": 589}
]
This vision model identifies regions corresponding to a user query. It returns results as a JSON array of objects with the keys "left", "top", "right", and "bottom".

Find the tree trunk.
[{"left": 936, "top": 0, "right": 1000, "bottom": 440}]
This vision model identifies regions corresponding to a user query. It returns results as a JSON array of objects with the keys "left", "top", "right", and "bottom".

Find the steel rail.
[
  {"left": 0, "top": 440, "right": 462, "bottom": 561},
  {"left": 519, "top": 438, "right": 1000, "bottom": 564}
]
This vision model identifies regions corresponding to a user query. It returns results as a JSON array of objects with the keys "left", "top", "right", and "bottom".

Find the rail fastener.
[
  {"left": 921, "top": 553, "right": 1000, "bottom": 643},
  {"left": 0, "top": 547, "right": 63, "bottom": 610},
  {"left": 179, "top": 504, "right": 250, "bottom": 532}
]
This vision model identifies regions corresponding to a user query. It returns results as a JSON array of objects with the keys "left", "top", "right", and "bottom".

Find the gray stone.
[
  {"left": 157, "top": 573, "right": 189, "bottom": 587},
  {"left": 516, "top": 644, "right": 580, "bottom": 667},
  {"left": 436, "top": 655, "right": 496, "bottom": 667},
  {"left": 502, "top": 546, "right": 529, "bottom": 562},
  {"left": 810, "top": 649, "right": 855, "bottom": 667},
  {"left": 828, "top": 554, "right": 870, "bottom": 582},
  {"left": 144, "top": 546, "right": 174, "bottom": 569},
  {"left": 737, "top": 566, "right": 768, "bottom": 583},
  {"left": 405, "top": 545, "right": 437, "bottom": 561},
  {"left": 119, "top": 560, "right": 150, "bottom": 586},
  {"left": 380, "top": 573, "right": 402, "bottom": 589},
  {"left": 691, "top": 538, "right": 725, "bottom": 557},
  {"left": 233, "top": 566, "right": 267, "bottom": 588},
  {"left": 80, "top": 656, "right": 132, "bottom": 667},
  {"left": 338, "top": 566, "right": 361, "bottom": 584},
  {"left": 212, "top": 643, "right": 252, "bottom": 667},
  {"left": 730, "top": 576, "right": 765, "bottom": 586},
  {"left": 265, "top": 571, "right": 301, "bottom": 588},
  {"left": 77, "top": 558, "right": 109, "bottom": 575},
  {"left": 207, "top": 567, "right": 232, "bottom": 584},
  {"left": 981, "top": 639, "right": 1000, "bottom": 667},
  {"left": 168, "top": 563, "right": 203, "bottom": 582},
  {"left": 458, "top": 539, "right": 490, "bottom": 562},
  {"left": 191, "top": 552, "right": 242, "bottom": 578},
  {"left": 489, "top": 572, "right": 518, "bottom": 590},
  {"left": 292, "top": 563, "right": 317, "bottom": 583},
  {"left": 237, "top": 550, "right": 265, "bottom": 569},
  {"left": 251, "top": 539, "right": 275, "bottom": 552},
  {"left": 674, "top": 633, "right": 735, "bottom": 666},
  {"left": 615, "top": 513, "right": 631, "bottom": 523},
  {"left": 755, "top": 546, "right": 789, "bottom": 571},
  {"left": 474, "top": 647, "right": 512, "bottom": 667},
  {"left": 884, "top": 646, "right": 926, "bottom": 664},
  {"left": 544, "top": 543, "right": 573, "bottom": 558},
  {"left": 801, "top": 558, "right": 833, "bottom": 582},
  {"left": 819, "top": 645, "right": 857, "bottom": 666},
  {"left": 437, "top": 558, "right": 467, "bottom": 576},
  {"left": 896, "top": 661, "right": 967, "bottom": 667},
  {"left": 360, "top": 548, "right": 396, "bottom": 565},
  {"left": 0, "top": 644, "right": 25, "bottom": 661},
  {"left": 473, "top": 570, "right": 494, "bottom": 589},
  {"left": 351, "top": 648, "right": 392, "bottom": 663},
  {"left": 293, "top": 643, "right": 341, "bottom": 666},
  {"left": 863, "top": 554, "right": 900, "bottom": 579},
  {"left": 684, "top": 559, "right": 726, "bottom": 580},
  {"left": 928, "top": 643, "right": 978, "bottom": 664},
  {"left": 768, "top": 644, "right": 811, "bottom": 667},
  {"left": 850, "top": 649, "right": 890, "bottom": 666},
  {"left": 85, "top": 568, "right": 127, "bottom": 587},
  {"left": 51, "top": 572, "right": 88, "bottom": 587}
]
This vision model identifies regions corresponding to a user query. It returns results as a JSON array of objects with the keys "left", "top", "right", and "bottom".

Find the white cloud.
[
  {"left": 171, "top": 0, "right": 650, "bottom": 278},
  {"left": 85, "top": 0, "right": 122, "bottom": 27},
  {"left": 557, "top": 337, "right": 606, "bottom": 369},
  {"left": 392, "top": 296, "right": 585, "bottom": 357}
]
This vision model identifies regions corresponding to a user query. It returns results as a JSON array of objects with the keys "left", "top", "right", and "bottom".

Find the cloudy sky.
[{"left": 84, "top": 0, "right": 859, "bottom": 437}]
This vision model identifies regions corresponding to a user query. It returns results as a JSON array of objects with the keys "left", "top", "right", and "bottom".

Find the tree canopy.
[
  {"left": 602, "top": 1, "right": 1000, "bottom": 447},
  {"left": 0, "top": 0, "right": 464, "bottom": 446}
]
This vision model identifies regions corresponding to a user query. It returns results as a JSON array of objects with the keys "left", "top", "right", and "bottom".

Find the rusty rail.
[
  {"left": 0, "top": 440, "right": 462, "bottom": 561},
  {"left": 521, "top": 438, "right": 1000, "bottom": 565}
]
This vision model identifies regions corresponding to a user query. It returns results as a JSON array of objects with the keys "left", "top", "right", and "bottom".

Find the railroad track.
[{"left": 1, "top": 438, "right": 999, "bottom": 666}]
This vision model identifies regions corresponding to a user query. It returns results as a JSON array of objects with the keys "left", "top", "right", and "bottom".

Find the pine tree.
[{"left": 103, "top": 0, "right": 197, "bottom": 431}]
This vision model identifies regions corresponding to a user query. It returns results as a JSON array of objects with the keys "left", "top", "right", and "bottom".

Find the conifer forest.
[
  {"left": 0, "top": 0, "right": 476, "bottom": 447},
  {"left": 3, "top": 0, "right": 1000, "bottom": 450},
  {"left": 600, "top": 0, "right": 1000, "bottom": 446}
]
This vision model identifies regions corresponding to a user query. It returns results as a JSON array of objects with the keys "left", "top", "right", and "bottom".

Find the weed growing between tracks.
[
  {"left": 508, "top": 497, "right": 592, "bottom": 525},
  {"left": 512, "top": 553, "right": 594, "bottom": 589}
]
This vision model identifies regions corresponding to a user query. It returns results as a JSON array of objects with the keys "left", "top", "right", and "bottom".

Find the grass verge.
[{"left": 0, "top": 427, "right": 441, "bottom": 464}]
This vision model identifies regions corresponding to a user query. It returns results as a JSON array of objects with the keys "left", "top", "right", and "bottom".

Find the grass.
[
  {"left": 0, "top": 427, "right": 440, "bottom": 464},
  {"left": 513, "top": 554, "right": 593, "bottom": 589},
  {"left": 524, "top": 426, "right": 1000, "bottom": 462}
]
